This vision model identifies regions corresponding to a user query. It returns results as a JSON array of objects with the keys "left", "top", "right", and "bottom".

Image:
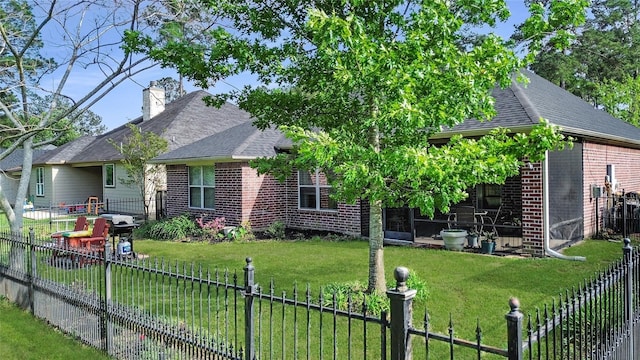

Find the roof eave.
[
  {"left": 561, "top": 126, "right": 640, "bottom": 149},
  {"left": 429, "top": 125, "right": 536, "bottom": 139},
  {"left": 151, "top": 155, "right": 260, "bottom": 165}
]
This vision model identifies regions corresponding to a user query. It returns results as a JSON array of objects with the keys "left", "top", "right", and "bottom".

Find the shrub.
[
  {"left": 321, "top": 281, "right": 390, "bottom": 316},
  {"left": 265, "top": 221, "right": 286, "bottom": 240},
  {"left": 143, "top": 214, "right": 199, "bottom": 241},
  {"left": 196, "top": 215, "right": 226, "bottom": 241},
  {"left": 321, "top": 269, "right": 428, "bottom": 316},
  {"left": 227, "top": 221, "right": 255, "bottom": 242}
]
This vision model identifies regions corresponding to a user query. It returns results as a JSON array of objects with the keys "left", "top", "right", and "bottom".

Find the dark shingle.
[
  {"left": 3, "top": 147, "right": 57, "bottom": 170},
  {"left": 440, "top": 69, "right": 640, "bottom": 147},
  {"left": 67, "top": 91, "right": 251, "bottom": 163},
  {"left": 153, "top": 122, "right": 285, "bottom": 163}
]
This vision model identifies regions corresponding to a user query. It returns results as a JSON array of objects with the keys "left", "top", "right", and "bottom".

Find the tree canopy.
[
  {"left": 127, "top": 0, "right": 587, "bottom": 292},
  {"left": 524, "top": 0, "right": 640, "bottom": 125},
  {"left": 109, "top": 123, "right": 168, "bottom": 221}
]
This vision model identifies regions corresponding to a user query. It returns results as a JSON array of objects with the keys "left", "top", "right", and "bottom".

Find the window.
[
  {"left": 35, "top": 167, "right": 44, "bottom": 196},
  {"left": 104, "top": 164, "right": 115, "bottom": 187},
  {"left": 189, "top": 166, "right": 215, "bottom": 209},
  {"left": 298, "top": 170, "right": 337, "bottom": 211},
  {"left": 476, "top": 184, "right": 501, "bottom": 209}
]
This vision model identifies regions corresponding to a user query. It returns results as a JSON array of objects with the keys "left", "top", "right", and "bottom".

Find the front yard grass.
[
  {"left": 133, "top": 237, "right": 626, "bottom": 347},
  {"left": 0, "top": 297, "right": 111, "bottom": 360}
]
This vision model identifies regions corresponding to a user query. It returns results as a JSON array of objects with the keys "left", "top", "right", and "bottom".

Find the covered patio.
[
  {"left": 383, "top": 205, "right": 526, "bottom": 253},
  {"left": 381, "top": 169, "right": 577, "bottom": 255}
]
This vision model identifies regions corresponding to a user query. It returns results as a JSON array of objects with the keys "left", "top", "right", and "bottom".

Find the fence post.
[
  {"left": 28, "top": 228, "right": 35, "bottom": 314},
  {"left": 623, "top": 238, "right": 634, "bottom": 360},
  {"left": 505, "top": 297, "right": 523, "bottom": 360},
  {"left": 244, "top": 257, "right": 256, "bottom": 360},
  {"left": 387, "top": 266, "right": 417, "bottom": 360},
  {"left": 102, "top": 242, "right": 113, "bottom": 355}
]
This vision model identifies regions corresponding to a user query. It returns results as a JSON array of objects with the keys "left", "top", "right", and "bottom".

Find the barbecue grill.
[{"left": 100, "top": 214, "right": 139, "bottom": 258}]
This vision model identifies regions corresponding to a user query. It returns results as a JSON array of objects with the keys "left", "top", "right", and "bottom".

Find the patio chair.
[
  {"left": 66, "top": 217, "right": 110, "bottom": 267},
  {"left": 51, "top": 216, "right": 88, "bottom": 246},
  {"left": 481, "top": 205, "right": 502, "bottom": 238},
  {"left": 451, "top": 206, "right": 482, "bottom": 233},
  {"left": 73, "top": 217, "right": 109, "bottom": 249}
]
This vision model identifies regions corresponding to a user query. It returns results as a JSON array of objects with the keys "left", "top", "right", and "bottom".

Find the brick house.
[
  {"left": 153, "top": 69, "right": 640, "bottom": 255},
  {"left": 153, "top": 120, "right": 365, "bottom": 235}
]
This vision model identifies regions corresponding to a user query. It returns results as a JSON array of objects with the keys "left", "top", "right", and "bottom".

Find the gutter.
[{"left": 542, "top": 150, "right": 586, "bottom": 261}]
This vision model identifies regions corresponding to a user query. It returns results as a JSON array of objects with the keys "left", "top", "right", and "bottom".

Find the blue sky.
[{"left": 73, "top": 1, "right": 530, "bottom": 131}]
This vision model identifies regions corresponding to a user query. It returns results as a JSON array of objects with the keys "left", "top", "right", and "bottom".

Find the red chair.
[
  {"left": 65, "top": 217, "right": 110, "bottom": 267},
  {"left": 51, "top": 216, "right": 88, "bottom": 246}
]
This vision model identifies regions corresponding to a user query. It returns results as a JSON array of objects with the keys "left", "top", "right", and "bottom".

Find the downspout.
[{"left": 542, "top": 150, "right": 586, "bottom": 261}]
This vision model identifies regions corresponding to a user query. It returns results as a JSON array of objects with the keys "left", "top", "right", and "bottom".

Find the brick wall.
[
  {"left": 582, "top": 142, "right": 640, "bottom": 237},
  {"left": 284, "top": 172, "right": 362, "bottom": 236},
  {"left": 240, "top": 165, "right": 286, "bottom": 229},
  {"left": 165, "top": 163, "right": 285, "bottom": 229},
  {"left": 166, "top": 163, "right": 362, "bottom": 236},
  {"left": 521, "top": 163, "right": 544, "bottom": 256}
]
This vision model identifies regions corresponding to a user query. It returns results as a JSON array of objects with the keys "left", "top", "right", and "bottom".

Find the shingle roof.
[
  {"left": 152, "top": 121, "right": 285, "bottom": 163},
  {"left": 34, "top": 90, "right": 252, "bottom": 165},
  {"left": 438, "top": 69, "right": 640, "bottom": 147},
  {"left": 33, "top": 136, "right": 96, "bottom": 165},
  {"left": 3, "top": 147, "right": 56, "bottom": 171}
]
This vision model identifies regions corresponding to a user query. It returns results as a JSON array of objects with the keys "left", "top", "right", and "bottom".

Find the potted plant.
[
  {"left": 481, "top": 231, "right": 497, "bottom": 254},
  {"left": 440, "top": 229, "right": 467, "bottom": 251},
  {"left": 466, "top": 229, "right": 480, "bottom": 248}
]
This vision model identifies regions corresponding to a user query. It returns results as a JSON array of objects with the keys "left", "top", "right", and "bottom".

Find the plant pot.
[
  {"left": 440, "top": 229, "right": 467, "bottom": 251},
  {"left": 481, "top": 240, "right": 496, "bottom": 254},
  {"left": 467, "top": 235, "right": 479, "bottom": 248}
]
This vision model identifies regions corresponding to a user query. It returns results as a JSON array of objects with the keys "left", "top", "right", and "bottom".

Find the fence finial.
[
  {"left": 394, "top": 266, "right": 410, "bottom": 292},
  {"left": 508, "top": 297, "right": 520, "bottom": 313}
]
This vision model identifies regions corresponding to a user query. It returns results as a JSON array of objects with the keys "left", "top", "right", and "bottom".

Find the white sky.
[{"left": 62, "top": 1, "right": 530, "bottom": 131}]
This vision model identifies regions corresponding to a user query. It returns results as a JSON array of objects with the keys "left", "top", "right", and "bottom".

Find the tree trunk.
[
  {"left": 367, "top": 118, "right": 386, "bottom": 294},
  {"left": 368, "top": 198, "right": 387, "bottom": 294}
]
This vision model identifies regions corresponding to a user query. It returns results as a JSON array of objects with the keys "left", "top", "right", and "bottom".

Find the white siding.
[
  {"left": 104, "top": 163, "right": 140, "bottom": 199},
  {"left": 26, "top": 165, "right": 102, "bottom": 207},
  {"left": 51, "top": 166, "right": 102, "bottom": 205},
  {"left": 30, "top": 166, "right": 52, "bottom": 207},
  {"left": 1, "top": 174, "right": 19, "bottom": 206},
  {"left": 103, "top": 163, "right": 166, "bottom": 218}
]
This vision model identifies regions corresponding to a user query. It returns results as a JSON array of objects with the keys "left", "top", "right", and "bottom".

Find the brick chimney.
[{"left": 142, "top": 81, "right": 165, "bottom": 121}]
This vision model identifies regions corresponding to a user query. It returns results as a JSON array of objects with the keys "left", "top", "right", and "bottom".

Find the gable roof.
[
  {"left": 2, "top": 147, "right": 53, "bottom": 172},
  {"left": 155, "top": 70, "right": 640, "bottom": 164},
  {"left": 437, "top": 69, "right": 640, "bottom": 147},
  {"left": 152, "top": 121, "right": 285, "bottom": 164},
  {"left": 33, "top": 90, "right": 252, "bottom": 166}
]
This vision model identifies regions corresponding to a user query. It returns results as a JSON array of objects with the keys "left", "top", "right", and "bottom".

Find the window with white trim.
[
  {"left": 104, "top": 163, "right": 115, "bottom": 187},
  {"left": 189, "top": 166, "right": 215, "bottom": 209},
  {"left": 298, "top": 170, "right": 337, "bottom": 210},
  {"left": 35, "top": 167, "right": 44, "bottom": 196}
]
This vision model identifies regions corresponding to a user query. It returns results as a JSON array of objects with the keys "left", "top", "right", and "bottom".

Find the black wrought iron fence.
[
  {"left": 0, "top": 229, "right": 637, "bottom": 359},
  {"left": 596, "top": 194, "right": 640, "bottom": 243},
  {"left": 16, "top": 197, "right": 165, "bottom": 236}
]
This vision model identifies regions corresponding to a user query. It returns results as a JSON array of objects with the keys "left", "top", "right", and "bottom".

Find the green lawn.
[
  {"left": 1, "top": 234, "right": 627, "bottom": 358},
  {"left": 133, "top": 237, "right": 626, "bottom": 346},
  {"left": 0, "top": 297, "right": 112, "bottom": 360}
]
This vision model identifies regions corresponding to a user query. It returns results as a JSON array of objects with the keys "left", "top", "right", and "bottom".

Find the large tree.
[
  {"left": 128, "top": 0, "right": 587, "bottom": 293},
  {"left": 0, "top": 0, "right": 199, "bottom": 233},
  {"left": 154, "top": 77, "right": 186, "bottom": 104},
  {"left": 525, "top": 0, "right": 640, "bottom": 123}
]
